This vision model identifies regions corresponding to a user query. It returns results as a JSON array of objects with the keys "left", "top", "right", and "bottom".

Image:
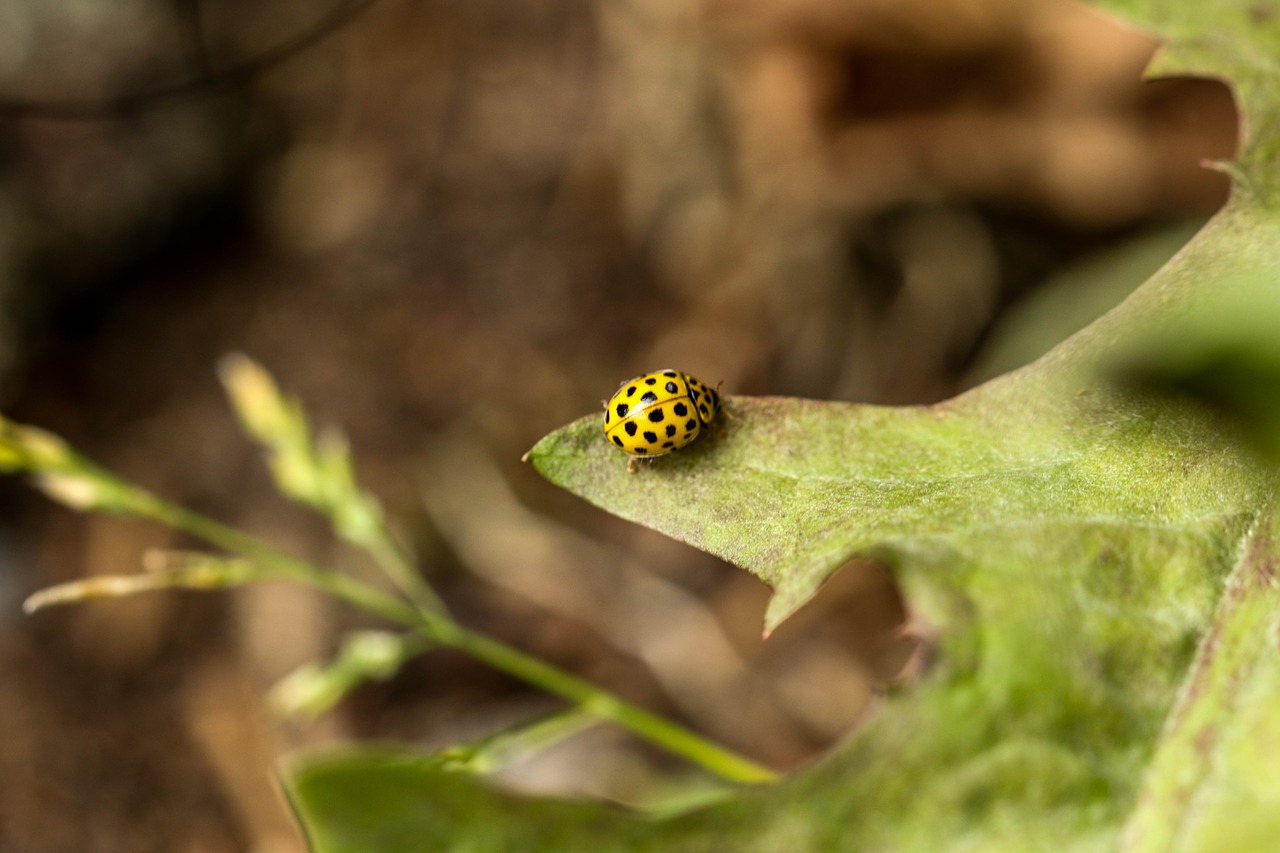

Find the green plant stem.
[
  {"left": 363, "top": 532, "right": 448, "bottom": 617},
  {"left": 419, "top": 614, "right": 778, "bottom": 784},
  {"left": 441, "top": 707, "right": 598, "bottom": 773},
  {"left": 139, "top": 493, "right": 778, "bottom": 784}
]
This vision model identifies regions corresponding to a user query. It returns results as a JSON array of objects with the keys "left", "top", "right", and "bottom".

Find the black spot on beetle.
[
  {"left": 643, "top": 431, "right": 658, "bottom": 443},
  {"left": 661, "top": 441, "right": 674, "bottom": 449},
  {"left": 640, "top": 391, "right": 658, "bottom": 404},
  {"left": 648, "top": 408, "right": 665, "bottom": 423},
  {"left": 612, "top": 436, "right": 624, "bottom": 447},
  {"left": 626, "top": 386, "right": 636, "bottom": 397},
  {"left": 625, "top": 422, "right": 638, "bottom": 436},
  {"left": 685, "top": 418, "right": 697, "bottom": 431},
  {"left": 665, "top": 425, "right": 676, "bottom": 437},
  {"left": 699, "top": 404, "right": 708, "bottom": 416},
  {"left": 673, "top": 402, "right": 688, "bottom": 417},
  {"left": 663, "top": 370, "right": 677, "bottom": 377},
  {"left": 636, "top": 447, "right": 648, "bottom": 454},
  {"left": 616, "top": 403, "right": 629, "bottom": 417},
  {"left": 645, "top": 377, "right": 657, "bottom": 385},
  {"left": 665, "top": 381, "right": 678, "bottom": 393}
]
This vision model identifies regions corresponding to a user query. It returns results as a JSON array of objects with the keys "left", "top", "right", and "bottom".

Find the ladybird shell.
[
  {"left": 602, "top": 370, "right": 717, "bottom": 459},
  {"left": 684, "top": 373, "right": 720, "bottom": 427}
]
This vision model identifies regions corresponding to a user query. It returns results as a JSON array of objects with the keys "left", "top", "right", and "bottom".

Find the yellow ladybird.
[{"left": 602, "top": 370, "right": 720, "bottom": 471}]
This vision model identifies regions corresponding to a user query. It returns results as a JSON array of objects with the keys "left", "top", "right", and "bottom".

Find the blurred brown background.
[{"left": 0, "top": 0, "right": 1235, "bottom": 850}]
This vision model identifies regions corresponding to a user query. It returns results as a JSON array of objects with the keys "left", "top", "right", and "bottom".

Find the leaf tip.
[
  {"left": 521, "top": 431, "right": 563, "bottom": 475},
  {"left": 763, "top": 592, "right": 805, "bottom": 637}
]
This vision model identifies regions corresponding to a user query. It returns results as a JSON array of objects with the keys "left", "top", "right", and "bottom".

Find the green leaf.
[
  {"left": 289, "top": 1, "right": 1280, "bottom": 849},
  {"left": 287, "top": 751, "right": 634, "bottom": 853},
  {"left": 1112, "top": 277, "right": 1280, "bottom": 462},
  {"left": 529, "top": 387, "right": 1266, "bottom": 632}
]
